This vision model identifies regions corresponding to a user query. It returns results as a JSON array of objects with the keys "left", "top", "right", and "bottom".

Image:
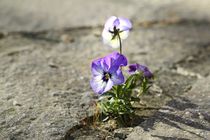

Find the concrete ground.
[{"left": 0, "top": 0, "right": 210, "bottom": 139}]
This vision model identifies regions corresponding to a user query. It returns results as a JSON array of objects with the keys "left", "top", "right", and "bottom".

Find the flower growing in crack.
[
  {"left": 128, "top": 63, "right": 153, "bottom": 78},
  {"left": 102, "top": 16, "right": 132, "bottom": 48},
  {"left": 90, "top": 52, "right": 127, "bottom": 94}
]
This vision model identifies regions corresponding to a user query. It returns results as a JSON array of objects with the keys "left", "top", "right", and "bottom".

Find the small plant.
[{"left": 90, "top": 16, "right": 153, "bottom": 125}]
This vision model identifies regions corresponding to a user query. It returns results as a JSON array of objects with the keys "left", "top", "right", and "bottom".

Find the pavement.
[{"left": 0, "top": 0, "right": 210, "bottom": 139}]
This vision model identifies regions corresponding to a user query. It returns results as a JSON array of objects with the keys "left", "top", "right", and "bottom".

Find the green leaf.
[{"left": 124, "top": 74, "right": 137, "bottom": 89}]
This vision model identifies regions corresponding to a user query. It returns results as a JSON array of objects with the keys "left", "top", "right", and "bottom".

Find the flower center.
[
  {"left": 102, "top": 72, "right": 111, "bottom": 82},
  {"left": 113, "top": 26, "right": 120, "bottom": 34},
  {"left": 108, "top": 26, "right": 121, "bottom": 40}
]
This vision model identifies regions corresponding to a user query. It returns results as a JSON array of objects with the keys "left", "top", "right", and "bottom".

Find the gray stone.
[
  {"left": 0, "top": 1, "right": 210, "bottom": 139},
  {"left": 185, "top": 76, "right": 210, "bottom": 110},
  {"left": 1, "top": 20, "right": 210, "bottom": 139},
  {"left": 126, "top": 77, "right": 210, "bottom": 140}
]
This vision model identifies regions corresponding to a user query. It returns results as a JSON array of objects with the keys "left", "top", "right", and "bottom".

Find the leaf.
[
  {"left": 124, "top": 74, "right": 137, "bottom": 89},
  {"left": 102, "top": 90, "right": 116, "bottom": 98}
]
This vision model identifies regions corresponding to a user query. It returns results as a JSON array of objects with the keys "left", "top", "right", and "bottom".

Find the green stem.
[{"left": 117, "top": 33, "right": 122, "bottom": 54}]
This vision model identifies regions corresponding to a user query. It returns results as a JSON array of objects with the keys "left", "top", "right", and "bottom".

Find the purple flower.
[
  {"left": 90, "top": 52, "right": 127, "bottom": 94},
  {"left": 102, "top": 16, "right": 132, "bottom": 48},
  {"left": 128, "top": 63, "right": 153, "bottom": 78}
]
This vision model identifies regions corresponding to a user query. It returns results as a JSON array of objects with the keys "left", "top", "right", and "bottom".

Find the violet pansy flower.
[
  {"left": 90, "top": 52, "right": 127, "bottom": 94},
  {"left": 102, "top": 16, "right": 132, "bottom": 48},
  {"left": 128, "top": 63, "right": 153, "bottom": 78}
]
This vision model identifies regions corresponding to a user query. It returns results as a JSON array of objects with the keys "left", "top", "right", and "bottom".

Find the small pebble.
[
  {"left": 186, "top": 56, "right": 195, "bottom": 62},
  {"left": 60, "top": 34, "right": 74, "bottom": 43},
  {"left": 48, "top": 62, "right": 59, "bottom": 68},
  {"left": 184, "top": 111, "right": 192, "bottom": 118},
  {"left": 13, "top": 100, "right": 22, "bottom": 106},
  {"left": 198, "top": 112, "right": 204, "bottom": 120}
]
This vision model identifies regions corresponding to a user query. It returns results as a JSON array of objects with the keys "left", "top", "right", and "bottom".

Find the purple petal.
[
  {"left": 106, "top": 52, "right": 128, "bottom": 67},
  {"left": 119, "top": 26, "right": 131, "bottom": 31},
  {"left": 102, "top": 55, "right": 112, "bottom": 71},
  {"left": 90, "top": 52, "right": 128, "bottom": 94},
  {"left": 128, "top": 63, "right": 153, "bottom": 78},
  {"left": 113, "top": 18, "right": 120, "bottom": 27},
  {"left": 105, "top": 52, "right": 128, "bottom": 72},
  {"left": 118, "top": 17, "right": 132, "bottom": 31},
  {"left": 91, "top": 58, "right": 104, "bottom": 76},
  {"left": 111, "top": 69, "right": 125, "bottom": 85},
  {"left": 90, "top": 76, "right": 106, "bottom": 94},
  {"left": 138, "top": 64, "right": 153, "bottom": 78},
  {"left": 90, "top": 76, "right": 114, "bottom": 95},
  {"left": 128, "top": 63, "right": 138, "bottom": 74},
  {"left": 100, "top": 58, "right": 109, "bottom": 72},
  {"left": 108, "top": 64, "right": 120, "bottom": 74}
]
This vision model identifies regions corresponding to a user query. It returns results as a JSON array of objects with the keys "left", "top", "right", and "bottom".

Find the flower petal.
[
  {"left": 103, "top": 52, "right": 128, "bottom": 72},
  {"left": 90, "top": 52, "right": 128, "bottom": 94},
  {"left": 128, "top": 63, "right": 153, "bottom": 78},
  {"left": 100, "top": 58, "right": 109, "bottom": 72},
  {"left": 102, "top": 29, "right": 113, "bottom": 43},
  {"left": 102, "top": 35, "right": 120, "bottom": 48},
  {"left": 109, "top": 37, "right": 120, "bottom": 48},
  {"left": 102, "top": 16, "right": 132, "bottom": 48},
  {"left": 104, "top": 16, "right": 117, "bottom": 31},
  {"left": 103, "top": 79, "right": 114, "bottom": 93},
  {"left": 102, "top": 29, "right": 120, "bottom": 48},
  {"left": 91, "top": 59, "right": 103, "bottom": 76},
  {"left": 113, "top": 18, "right": 120, "bottom": 27},
  {"left": 118, "top": 17, "right": 132, "bottom": 31},
  {"left": 119, "top": 30, "right": 129, "bottom": 40},
  {"left": 90, "top": 77, "right": 107, "bottom": 94},
  {"left": 138, "top": 64, "right": 153, "bottom": 78},
  {"left": 107, "top": 52, "right": 128, "bottom": 67},
  {"left": 128, "top": 63, "right": 138, "bottom": 74},
  {"left": 111, "top": 69, "right": 125, "bottom": 85}
]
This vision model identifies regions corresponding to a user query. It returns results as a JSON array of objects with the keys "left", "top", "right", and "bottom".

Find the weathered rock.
[
  {"left": 0, "top": 20, "right": 210, "bottom": 139},
  {"left": 0, "top": 1, "right": 210, "bottom": 139},
  {"left": 127, "top": 103, "right": 210, "bottom": 140},
  {"left": 185, "top": 76, "right": 210, "bottom": 111},
  {"left": 126, "top": 77, "right": 210, "bottom": 140}
]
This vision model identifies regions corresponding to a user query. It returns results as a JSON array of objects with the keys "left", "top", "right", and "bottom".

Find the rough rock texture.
[
  {"left": 0, "top": 0, "right": 210, "bottom": 140},
  {"left": 127, "top": 76, "right": 210, "bottom": 140}
]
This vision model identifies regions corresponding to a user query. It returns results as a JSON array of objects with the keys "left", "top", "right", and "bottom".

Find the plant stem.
[{"left": 117, "top": 33, "right": 122, "bottom": 54}]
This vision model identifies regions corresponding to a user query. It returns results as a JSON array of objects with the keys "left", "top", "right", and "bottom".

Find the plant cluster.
[{"left": 90, "top": 16, "right": 153, "bottom": 122}]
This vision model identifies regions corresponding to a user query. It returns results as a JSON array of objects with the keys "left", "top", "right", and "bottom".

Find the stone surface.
[
  {"left": 126, "top": 49, "right": 210, "bottom": 140},
  {"left": 127, "top": 88, "right": 210, "bottom": 140},
  {"left": 185, "top": 76, "right": 210, "bottom": 111},
  {"left": 0, "top": 1, "right": 210, "bottom": 140}
]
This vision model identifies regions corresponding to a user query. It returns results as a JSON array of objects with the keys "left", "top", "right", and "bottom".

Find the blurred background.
[{"left": 0, "top": 0, "right": 210, "bottom": 32}]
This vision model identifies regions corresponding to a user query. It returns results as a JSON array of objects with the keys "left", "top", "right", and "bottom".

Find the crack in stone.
[{"left": 1, "top": 18, "right": 210, "bottom": 38}]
